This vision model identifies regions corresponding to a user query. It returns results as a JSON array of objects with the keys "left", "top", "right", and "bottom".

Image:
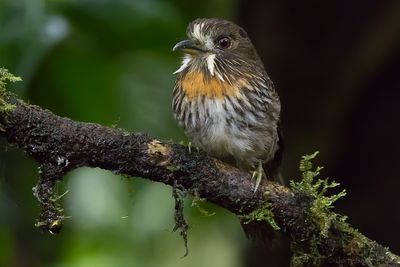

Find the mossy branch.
[
  {"left": 1, "top": 69, "right": 399, "bottom": 266},
  {"left": 0, "top": 68, "right": 20, "bottom": 114}
]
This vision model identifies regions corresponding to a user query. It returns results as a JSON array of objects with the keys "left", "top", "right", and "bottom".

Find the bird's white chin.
[{"left": 174, "top": 53, "right": 226, "bottom": 83}]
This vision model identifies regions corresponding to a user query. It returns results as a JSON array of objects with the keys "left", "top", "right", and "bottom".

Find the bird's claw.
[
  {"left": 251, "top": 162, "right": 264, "bottom": 192},
  {"left": 187, "top": 142, "right": 199, "bottom": 154},
  {"left": 188, "top": 141, "right": 192, "bottom": 154}
]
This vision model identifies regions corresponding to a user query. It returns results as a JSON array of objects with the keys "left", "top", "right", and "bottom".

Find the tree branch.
[{"left": 1, "top": 85, "right": 399, "bottom": 266}]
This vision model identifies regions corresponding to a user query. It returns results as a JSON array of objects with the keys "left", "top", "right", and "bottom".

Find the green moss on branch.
[
  {"left": 239, "top": 201, "right": 280, "bottom": 231},
  {"left": 289, "top": 152, "right": 400, "bottom": 266},
  {"left": 0, "top": 67, "right": 20, "bottom": 113},
  {"left": 291, "top": 152, "right": 347, "bottom": 237}
]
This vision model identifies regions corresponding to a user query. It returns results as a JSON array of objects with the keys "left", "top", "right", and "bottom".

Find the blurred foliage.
[{"left": 0, "top": 1, "right": 247, "bottom": 267}]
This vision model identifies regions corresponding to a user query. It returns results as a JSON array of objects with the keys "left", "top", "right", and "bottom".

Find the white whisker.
[
  {"left": 174, "top": 55, "right": 192, "bottom": 74},
  {"left": 206, "top": 54, "right": 216, "bottom": 76}
]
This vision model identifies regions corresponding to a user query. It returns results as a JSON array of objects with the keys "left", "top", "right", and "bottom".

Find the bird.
[
  {"left": 172, "top": 18, "right": 283, "bottom": 193},
  {"left": 172, "top": 17, "right": 283, "bottom": 242}
]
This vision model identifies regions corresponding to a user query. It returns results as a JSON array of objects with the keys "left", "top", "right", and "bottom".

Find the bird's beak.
[{"left": 173, "top": 39, "right": 204, "bottom": 54}]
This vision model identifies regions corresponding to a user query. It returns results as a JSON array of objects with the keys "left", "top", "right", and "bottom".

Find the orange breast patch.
[{"left": 180, "top": 71, "right": 250, "bottom": 100}]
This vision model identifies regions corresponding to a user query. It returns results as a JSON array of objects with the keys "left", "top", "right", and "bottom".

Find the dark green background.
[{"left": 1, "top": 0, "right": 400, "bottom": 266}]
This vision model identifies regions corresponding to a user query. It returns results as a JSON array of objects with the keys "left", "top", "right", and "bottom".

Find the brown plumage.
[{"left": 172, "top": 18, "right": 283, "bottom": 240}]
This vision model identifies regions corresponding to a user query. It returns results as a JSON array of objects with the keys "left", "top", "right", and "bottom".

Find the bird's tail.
[
  {"left": 241, "top": 220, "right": 278, "bottom": 244},
  {"left": 241, "top": 172, "right": 283, "bottom": 245},
  {"left": 241, "top": 167, "right": 283, "bottom": 246},
  {"left": 242, "top": 122, "right": 284, "bottom": 243}
]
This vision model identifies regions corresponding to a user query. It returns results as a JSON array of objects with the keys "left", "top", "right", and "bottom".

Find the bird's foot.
[
  {"left": 184, "top": 141, "right": 199, "bottom": 154},
  {"left": 251, "top": 162, "right": 264, "bottom": 192},
  {"left": 188, "top": 141, "right": 192, "bottom": 154},
  {"left": 179, "top": 141, "right": 193, "bottom": 153}
]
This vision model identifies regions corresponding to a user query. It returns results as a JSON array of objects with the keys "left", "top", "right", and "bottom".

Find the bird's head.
[{"left": 173, "top": 18, "right": 263, "bottom": 79}]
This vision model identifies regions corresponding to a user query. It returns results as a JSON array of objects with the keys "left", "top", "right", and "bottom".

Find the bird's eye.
[{"left": 217, "top": 37, "right": 231, "bottom": 49}]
